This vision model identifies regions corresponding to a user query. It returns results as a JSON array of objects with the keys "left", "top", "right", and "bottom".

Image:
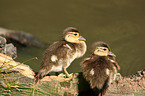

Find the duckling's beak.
[
  {"left": 78, "top": 36, "right": 86, "bottom": 41},
  {"left": 108, "top": 51, "right": 116, "bottom": 57}
]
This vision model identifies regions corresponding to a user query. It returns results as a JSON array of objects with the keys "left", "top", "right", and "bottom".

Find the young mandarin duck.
[
  {"left": 81, "top": 42, "right": 120, "bottom": 96},
  {"left": 36, "top": 27, "right": 87, "bottom": 82}
]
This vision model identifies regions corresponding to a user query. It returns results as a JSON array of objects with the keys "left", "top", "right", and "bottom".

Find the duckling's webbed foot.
[
  {"left": 58, "top": 73, "right": 66, "bottom": 78},
  {"left": 52, "top": 73, "right": 72, "bottom": 82},
  {"left": 55, "top": 67, "right": 73, "bottom": 82},
  {"left": 63, "top": 67, "right": 73, "bottom": 79},
  {"left": 67, "top": 73, "right": 73, "bottom": 79}
]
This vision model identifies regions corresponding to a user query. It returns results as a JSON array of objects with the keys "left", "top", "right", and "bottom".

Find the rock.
[
  {"left": 0, "top": 27, "right": 45, "bottom": 48},
  {"left": 0, "top": 36, "right": 6, "bottom": 47},
  {"left": 107, "top": 69, "right": 145, "bottom": 95},
  {"left": 0, "top": 36, "right": 17, "bottom": 59},
  {"left": 0, "top": 43, "right": 17, "bottom": 59},
  {"left": 0, "top": 53, "right": 34, "bottom": 79}
]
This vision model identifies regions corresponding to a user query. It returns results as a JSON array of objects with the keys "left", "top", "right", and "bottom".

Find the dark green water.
[{"left": 0, "top": 0, "right": 145, "bottom": 76}]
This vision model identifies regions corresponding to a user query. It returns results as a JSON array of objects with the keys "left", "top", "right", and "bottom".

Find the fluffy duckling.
[
  {"left": 36, "top": 27, "right": 87, "bottom": 82},
  {"left": 81, "top": 42, "right": 119, "bottom": 96},
  {"left": 91, "top": 42, "right": 120, "bottom": 70}
]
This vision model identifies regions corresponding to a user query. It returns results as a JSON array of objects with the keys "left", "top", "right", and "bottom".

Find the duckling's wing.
[
  {"left": 45, "top": 41, "right": 74, "bottom": 58},
  {"left": 41, "top": 41, "right": 72, "bottom": 67},
  {"left": 81, "top": 55, "right": 97, "bottom": 66}
]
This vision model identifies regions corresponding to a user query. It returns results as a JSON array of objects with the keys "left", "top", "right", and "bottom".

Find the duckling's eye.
[
  {"left": 74, "top": 33, "right": 78, "bottom": 36},
  {"left": 103, "top": 48, "right": 107, "bottom": 51}
]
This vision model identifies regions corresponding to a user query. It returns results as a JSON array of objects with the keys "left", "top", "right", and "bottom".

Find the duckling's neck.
[
  {"left": 66, "top": 40, "right": 86, "bottom": 58},
  {"left": 75, "top": 41, "right": 87, "bottom": 58},
  {"left": 91, "top": 54, "right": 108, "bottom": 60}
]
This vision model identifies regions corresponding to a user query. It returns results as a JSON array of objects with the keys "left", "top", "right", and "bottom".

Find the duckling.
[
  {"left": 80, "top": 42, "right": 119, "bottom": 96},
  {"left": 91, "top": 42, "right": 120, "bottom": 70},
  {"left": 36, "top": 27, "right": 87, "bottom": 82}
]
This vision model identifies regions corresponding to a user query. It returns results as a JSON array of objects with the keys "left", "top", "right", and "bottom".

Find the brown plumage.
[
  {"left": 81, "top": 42, "right": 119, "bottom": 96},
  {"left": 91, "top": 42, "right": 120, "bottom": 70},
  {"left": 35, "top": 27, "right": 87, "bottom": 82}
]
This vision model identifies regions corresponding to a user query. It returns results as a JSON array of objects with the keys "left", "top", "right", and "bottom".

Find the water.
[{"left": 0, "top": 0, "right": 145, "bottom": 76}]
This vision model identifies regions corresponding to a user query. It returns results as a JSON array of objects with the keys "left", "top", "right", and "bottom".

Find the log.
[
  {"left": 0, "top": 54, "right": 145, "bottom": 96},
  {"left": 0, "top": 27, "right": 45, "bottom": 48}
]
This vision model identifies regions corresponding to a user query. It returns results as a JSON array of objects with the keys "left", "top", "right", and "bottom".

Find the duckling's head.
[
  {"left": 91, "top": 42, "right": 111, "bottom": 51},
  {"left": 94, "top": 47, "right": 109, "bottom": 56},
  {"left": 63, "top": 27, "right": 86, "bottom": 43},
  {"left": 92, "top": 42, "right": 115, "bottom": 57}
]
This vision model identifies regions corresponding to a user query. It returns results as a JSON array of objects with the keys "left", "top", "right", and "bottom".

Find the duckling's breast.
[
  {"left": 76, "top": 41, "right": 87, "bottom": 58},
  {"left": 50, "top": 64, "right": 63, "bottom": 72},
  {"left": 65, "top": 52, "right": 78, "bottom": 68},
  {"left": 65, "top": 41, "right": 87, "bottom": 68}
]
